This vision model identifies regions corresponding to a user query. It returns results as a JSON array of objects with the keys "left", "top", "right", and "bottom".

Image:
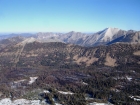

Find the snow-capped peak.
[{"left": 99, "top": 27, "right": 121, "bottom": 42}]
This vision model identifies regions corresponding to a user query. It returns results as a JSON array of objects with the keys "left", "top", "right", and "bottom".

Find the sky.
[{"left": 0, "top": 0, "right": 140, "bottom": 33}]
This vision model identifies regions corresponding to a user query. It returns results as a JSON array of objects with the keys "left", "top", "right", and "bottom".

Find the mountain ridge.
[{"left": 0, "top": 27, "right": 139, "bottom": 47}]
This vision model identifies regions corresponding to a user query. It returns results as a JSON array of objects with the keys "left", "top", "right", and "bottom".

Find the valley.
[{"left": 0, "top": 28, "right": 139, "bottom": 105}]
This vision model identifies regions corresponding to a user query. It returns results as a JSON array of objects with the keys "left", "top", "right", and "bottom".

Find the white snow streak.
[
  {"left": 28, "top": 77, "right": 38, "bottom": 84},
  {"left": 14, "top": 79, "right": 26, "bottom": 83},
  {"left": 58, "top": 91, "right": 74, "bottom": 95},
  {"left": 0, "top": 98, "right": 40, "bottom": 105},
  {"left": 88, "top": 102, "right": 111, "bottom": 105},
  {"left": 130, "top": 96, "right": 140, "bottom": 101},
  {"left": 126, "top": 76, "right": 132, "bottom": 81}
]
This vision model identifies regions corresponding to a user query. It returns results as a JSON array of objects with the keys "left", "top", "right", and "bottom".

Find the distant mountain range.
[{"left": 0, "top": 27, "right": 139, "bottom": 47}]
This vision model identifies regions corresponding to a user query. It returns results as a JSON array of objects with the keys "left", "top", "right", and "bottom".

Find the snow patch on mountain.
[
  {"left": 14, "top": 79, "right": 26, "bottom": 84},
  {"left": 95, "top": 27, "right": 122, "bottom": 42},
  {"left": 0, "top": 98, "right": 40, "bottom": 105},
  {"left": 88, "top": 102, "right": 113, "bottom": 105},
  {"left": 28, "top": 77, "right": 38, "bottom": 84},
  {"left": 100, "top": 27, "right": 121, "bottom": 41},
  {"left": 58, "top": 91, "right": 74, "bottom": 95}
]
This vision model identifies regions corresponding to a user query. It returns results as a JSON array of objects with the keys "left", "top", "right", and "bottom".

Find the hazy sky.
[{"left": 0, "top": 0, "right": 140, "bottom": 32}]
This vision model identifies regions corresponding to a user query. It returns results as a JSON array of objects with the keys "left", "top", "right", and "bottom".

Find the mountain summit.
[
  {"left": 98, "top": 27, "right": 122, "bottom": 41},
  {"left": 72, "top": 27, "right": 127, "bottom": 46}
]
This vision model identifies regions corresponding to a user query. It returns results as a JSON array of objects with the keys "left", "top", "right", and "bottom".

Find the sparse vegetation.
[{"left": 0, "top": 42, "right": 139, "bottom": 104}]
